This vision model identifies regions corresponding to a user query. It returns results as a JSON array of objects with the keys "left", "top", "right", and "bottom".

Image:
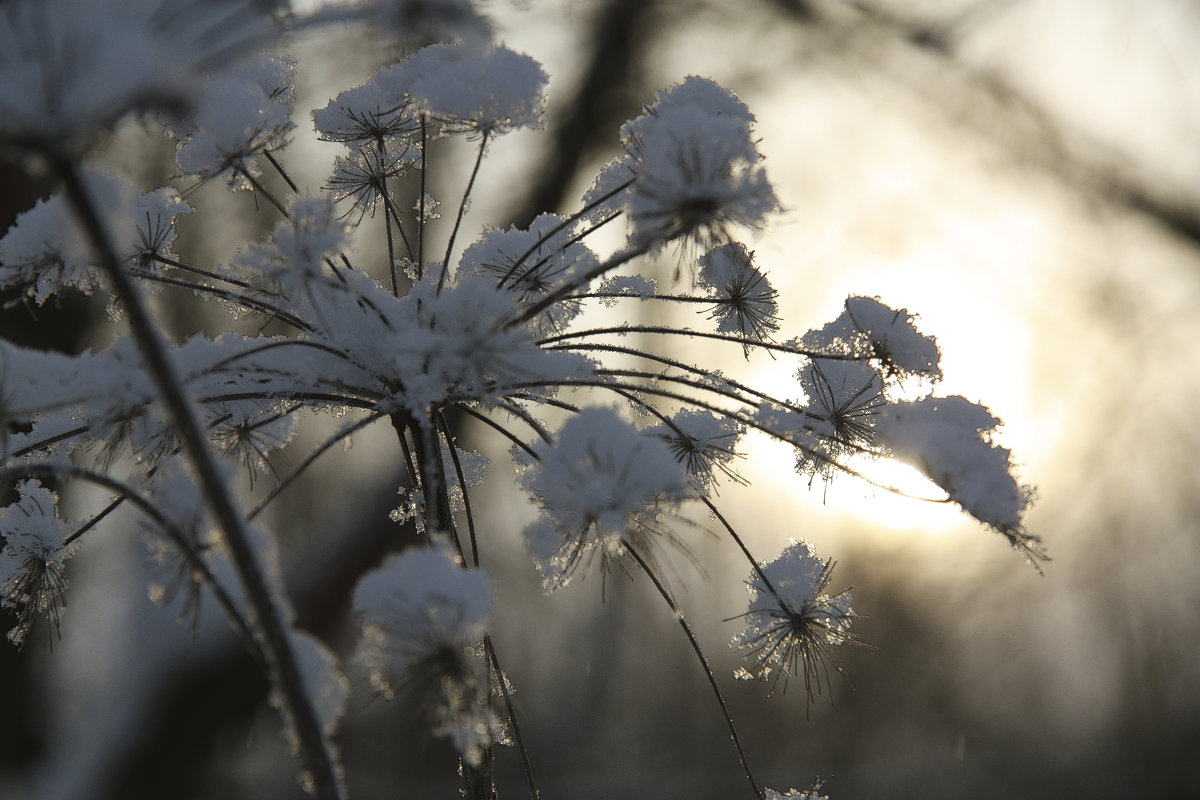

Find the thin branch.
[
  {"left": 249, "top": 410, "right": 388, "bottom": 521},
  {"left": 440, "top": 131, "right": 490, "bottom": 293},
  {"left": 57, "top": 158, "right": 344, "bottom": 800},
  {"left": 625, "top": 542, "right": 764, "bottom": 800},
  {"left": 264, "top": 150, "right": 299, "bottom": 194},
  {"left": 237, "top": 167, "right": 290, "bottom": 218},
  {"left": 485, "top": 635, "right": 540, "bottom": 800},
  {"left": 438, "top": 410, "right": 480, "bottom": 568}
]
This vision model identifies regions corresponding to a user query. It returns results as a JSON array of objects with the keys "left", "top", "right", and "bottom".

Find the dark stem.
[
  {"left": 486, "top": 635, "right": 540, "bottom": 800},
  {"left": 438, "top": 410, "right": 479, "bottom": 568},
  {"left": 57, "top": 158, "right": 343, "bottom": 800},
  {"left": 439, "top": 131, "right": 490, "bottom": 293},
  {"left": 264, "top": 150, "right": 299, "bottom": 194},
  {"left": 249, "top": 410, "right": 388, "bottom": 521},
  {"left": 417, "top": 115, "right": 428, "bottom": 278},
  {"left": 238, "top": 167, "right": 290, "bottom": 218},
  {"left": 625, "top": 542, "right": 765, "bottom": 800},
  {"left": 498, "top": 178, "right": 635, "bottom": 289}
]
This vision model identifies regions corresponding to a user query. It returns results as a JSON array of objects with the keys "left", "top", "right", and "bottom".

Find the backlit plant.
[{"left": 0, "top": 2, "right": 1044, "bottom": 798}]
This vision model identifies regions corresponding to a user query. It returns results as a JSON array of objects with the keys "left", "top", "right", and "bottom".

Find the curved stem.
[
  {"left": 438, "top": 410, "right": 479, "bottom": 568},
  {"left": 238, "top": 167, "right": 290, "bottom": 218},
  {"left": 440, "top": 131, "right": 489, "bottom": 293},
  {"left": 485, "top": 635, "right": 540, "bottom": 800},
  {"left": 625, "top": 542, "right": 764, "bottom": 800},
  {"left": 497, "top": 177, "right": 634, "bottom": 288},
  {"left": 508, "top": 240, "right": 652, "bottom": 328},
  {"left": 249, "top": 410, "right": 388, "bottom": 521},
  {"left": 149, "top": 253, "right": 254, "bottom": 289},
  {"left": 538, "top": 324, "right": 852, "bottom": 359},
  {"left": 57, "top": 159, "right": 343, "bottom": 800},
  {"left": 128, "top": 268, "right": 310, "bottom": 331},
  {"left": 384, "top": 193, "right": 416, "bottom": 264},
  {"left": 700, "top": 496, "right": 780, "bottom": 601},
  {"left": 0, "top": 463, "right": 264, "bottom": 673}
]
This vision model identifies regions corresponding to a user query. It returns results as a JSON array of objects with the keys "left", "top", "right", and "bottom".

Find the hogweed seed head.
[
  {"left": 731, "top": 539, "right": 864, "bottom": 709},
  {"left": 0, "top": 481, "right": 78, "bottom": 649}
]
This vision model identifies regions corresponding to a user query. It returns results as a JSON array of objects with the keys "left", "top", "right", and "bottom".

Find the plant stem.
[
  {"left": 56, "top": 159, "right": 344, "bottom": 800},
  {"left": 626, "top": 542, "right": 765, "bottom": 800},
  {"left": 439, "top": 131, "right": 489, "bottom": 293}
]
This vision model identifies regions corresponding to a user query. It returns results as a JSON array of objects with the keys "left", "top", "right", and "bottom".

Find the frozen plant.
[{"left": 0, "top": 1, "right": 1046, "bottom": 799}]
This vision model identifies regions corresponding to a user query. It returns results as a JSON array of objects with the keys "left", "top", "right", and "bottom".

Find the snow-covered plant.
[{"left": 0, "top": 1, "right": 1045, "bottom": 798}]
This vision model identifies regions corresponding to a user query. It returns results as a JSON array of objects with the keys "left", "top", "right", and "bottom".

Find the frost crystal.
[
  {"left": 597, "top": 274, "right": 658, "bottom": 305},
  {"left": 766, "top": 785, "right": 831, "bottom": 800}
]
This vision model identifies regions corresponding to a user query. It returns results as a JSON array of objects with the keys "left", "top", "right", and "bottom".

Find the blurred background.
[{"left": 3, "top": 1, "right": 1200, "bottom": 798}]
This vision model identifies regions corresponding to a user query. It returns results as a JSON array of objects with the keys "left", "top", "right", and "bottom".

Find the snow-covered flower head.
[
  {"left": 312, "top": 72, "right": 420, "bottom": 147},
  {"left": 0, "top": 481, "right": 78, "bottom": 648},
  {"left": 646, "top": 408, "right": 745, "bottom": 495},
  {"left": 617, "top": 77, "right": 779, "bottom": 252},
  {"left": 794, "top": 358, "right": 885, "bottom": 484},
  {"left": 521, "top": 407, "right": 691, "bottom": 591},
  {"left": 731, "top": 539, "right": 861, "bottom": 706},
  {"left": 458, "top": 213, "right": 600, "bottom": 333},
  {"left": 393, "top": 43, "right": 547, "bottom": 135},
  {"left": 0, "top": 172, "right": 192, "bottom": 305},
  {"left": 326, "top": 145, "right": 420, "bottom": 226},
  {"left": 237, "top": 195, "right": 346, "bottom": 296},
  {"left": 208, "top": 400, "right": 297, "bottom": 488},
  {"left": 353, "top": 545, "right": 495, "bottom": 766},
  {"left": 168, "top": 53, "right": 296, "bottom": 183},
  {"left": 698, "top": 243, "right": 780, "bottom": 350},
  {"left": 803, "top": 296, "right": 942, "bottom": 383},
  {"left": 876, "top": 395, "right": 1041, "bottom": 559},
  {"left": 0, "top": 0, "right": 275, "bottom": 154},
  {"left": 349, "top": 272, "right": 594, "bottom": 415}
]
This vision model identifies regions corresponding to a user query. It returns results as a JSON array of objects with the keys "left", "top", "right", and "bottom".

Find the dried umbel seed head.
[
  {"left": 731, "top": 539, "right": 864, "bottom": 709},
  {"left": 0, "top": 481, "right": 78, "bottom": 648}
]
